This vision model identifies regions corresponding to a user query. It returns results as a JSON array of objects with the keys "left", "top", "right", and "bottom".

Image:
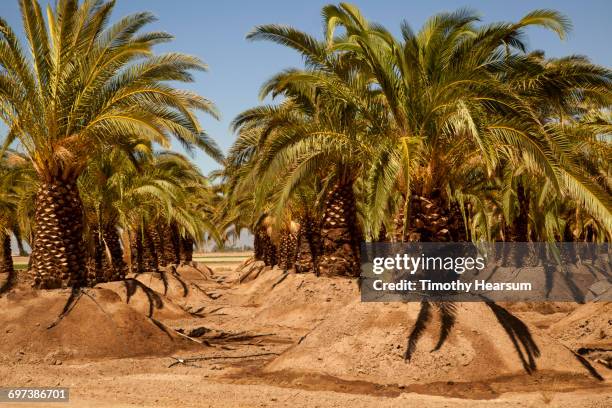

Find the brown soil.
[
  {"left": 0, "top": 262, "right": 610, "bottom": 407},
  {"left": 0, "top": 285, "right": 200, "bottom": 364}
]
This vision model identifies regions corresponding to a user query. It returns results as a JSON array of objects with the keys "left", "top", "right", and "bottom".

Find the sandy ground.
[{"left": 0, "top": 258, "right": 610, "bottom": 407}]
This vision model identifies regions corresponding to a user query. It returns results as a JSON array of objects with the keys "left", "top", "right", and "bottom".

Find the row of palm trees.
[
  {"left": 0, "top": 0, "right": 222, "bottom": 290},
  {"left": 1, "top": 1, "right": 611, "bottom": 293},
  {"left": 221, "top": 4, "right": 611, "bottom": 276}
]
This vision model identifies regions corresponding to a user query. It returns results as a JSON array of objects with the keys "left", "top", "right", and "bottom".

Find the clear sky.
[{"left": 2, "top": 0, "right": 612, "bottom": 175}]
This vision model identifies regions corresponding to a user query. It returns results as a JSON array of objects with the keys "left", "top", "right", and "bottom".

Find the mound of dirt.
[
  {"left": 97, "top": 269, "right": 225, "bottom": 326},
  {"left": 223, "top": 267, "right": 358, "bottom": 331},
  {"left": 132, "top": 271, "right": 192, "bottom": 301},
  {"left": 264, "top": 300, "right": 605, "bottom": 386},
  {"left": 0, "top": 287, "right": 202, "bottom": 363},
  {"left": 548, "top": 303, "right": 611, "bottom": 350},
  {"left": 176, "top": 263, "right": 215, "bottom": 281},
  {"left": 503, "top": 302, "right": 578, "bottom": 314},
  {"left": 503, "top": 302, "right": 581, "bottom": 330},
  {"left": 121, "top": 268, "right": 219, "bottom": 311},
  {"left": 97, "top": 279, "right": 193, "bottom": 321},
  {"left": 225, "top": 258, "right": 280, "bottom": 284}
]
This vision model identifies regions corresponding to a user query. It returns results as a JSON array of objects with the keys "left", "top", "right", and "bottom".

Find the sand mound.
[
  {"left": 97, "top": 279, "right": 193, "bottom": 321},
  {"left": 126, "top": 269, "right": 216, "bottom": 306},
  {"left": 503, "top": 302, "right": 578, "bottom": 314},
  {"left": 176, "top": 263, "right": 215, "bottom": 281},
  {"left": 223, "top": 267, "right": 358, "bottom": 330},
  {"left": 132, "top": 271, "right": 192, "bottom": 301},
  {"left": 264, "top": 300, "right": 604, "bottom": 385},
  {"left": 0, "top": 287, "right": 201, "bottom": 363},
  {"left": 548, "top": 303, "right": 611, "bottom": 350},
  {"left": 224, "top": 258, "right": 270, "bottom": 284}
]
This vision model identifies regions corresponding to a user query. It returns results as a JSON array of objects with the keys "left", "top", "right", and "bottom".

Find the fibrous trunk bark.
[
  {"left": 278, "top": 229, "right": 298, "bottom": 271},
  {"left": 502, "top": 183, "right": 530, "bottom": 243},
  {"left": 256, "top": 226, "right": 276, "bottom": 267},
  {"left": 295, "top": 214, "right": 321, "bottom": 274},
  {"left": 180, "top": 235, "right": 195, "bottom": 264},
  {"left": 377, "top": 224, "right": 388, "bottom": 242},
  {"left": 161, "top": 223, "right": 181, "bottom": 266},
  {"left": 87, "top": 225, "right": 111, "bottom": 285},
  {"left": 130, "top": 228, "right": 144, "bottom": 274},
  {"left": 0, "top": 233, "right": 13, "bottom": 273},
  {"left": 394, "top": 192, "right": 466, "bottom": 243},
  {"left": 104, "top": 224, "right": 126, "bottom": 281},
  {"left": 254, "top": 227, "right": 264, "bottom": 261},
  {"left": 318, "top": 182, "right": 361, "bottom": 277},
  {"left": 0, "top": 233, "right": 15, "bottom": 293},
  {"left": 501, "top": 183, "right": 530, "bottom": 265},
  {"left": 31, "top": 178, "right": 86, "bottom": 289},
  {"left": 143, "top": 224, "right": 160, "bottom": 272}
]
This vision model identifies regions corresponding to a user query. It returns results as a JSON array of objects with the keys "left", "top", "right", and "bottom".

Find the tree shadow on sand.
[
  {"left": 403, "top": 300, "right": 603, "bottom": 380},
  {"left": 404, "top": 300, "right": 457, "bottom": 361},
  {"left": 123, "top": 278, "right": 164, "bottom": 317},
  {"left": 485, "top": 301, "right": 540, "bottom": 373}
]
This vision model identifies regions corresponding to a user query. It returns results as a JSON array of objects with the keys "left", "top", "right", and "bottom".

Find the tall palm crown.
[
  {"left": 246, "top": 3, "right": 611, "bottom": 241},
  {"left": 0, "top": 0, "right": 218, "bottom": 288},
  {"left": 323, "top": 4, "right": 611, "bottom": 236}
]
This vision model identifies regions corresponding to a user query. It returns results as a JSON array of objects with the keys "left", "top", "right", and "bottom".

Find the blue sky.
[{"left": 2, "top": 0, "right": 612, "bottom": 175}]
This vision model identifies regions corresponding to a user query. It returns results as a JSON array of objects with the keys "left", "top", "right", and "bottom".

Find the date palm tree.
[
  {"left": 0, "top": 0, "right": 217, "bottom": 288},
  {"left": 321, "top": 3, "right": 611, "bottom": 240},
  {"left": 230, "top": 33, "right": 384, "bottom": 275}
]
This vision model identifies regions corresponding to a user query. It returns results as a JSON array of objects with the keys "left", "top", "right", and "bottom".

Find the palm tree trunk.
[
  {"left": 254, "top": 227, "right": 264, "bottom": 261},
  {"left": 87, "top": 225, "right": 109, "bottom": 285},
  {"left": 171, "top": 223, "right": 181, "bottom": 265},
  {"left": 318, "top": 181, "right": 361, "bottom": 277},
  {"left": 513, "top": 183, "right": 530, "bottom": 242},
  {"left": 180, "top": 235, "right": 195, "bottom": 264},
  {"left": 0, "top": 233, "right": 14, "bottom": 274},
  {"left": 149, "top": 223, "right": 165, "bottom": 270},
  {"left": 501, "top": 183, "right": 530, "bottom": 265},
  {"left": 31, "top": 178, "right": 86, "bottom": 289},
  {"left": 143, "top": 224, "right": 159, "bottom": 271},
  {"left": 0, "top": 233, "right": 15, "bottom": 293},
  {"left": 278, "top": 229, "right": 298, "bottom": 271},
  {"left": 130, "top": 227, "right": 144, "bottom": 274},
  {"left": 377, "top": 223, "right": 388, "bottom": 242},
  {"left": 104, "top": 224, "right": 126, "bottom": 281},
  {"left": 395, "top": 192, "right": 466, "bottom": 242},
  {"left": 161, "top": 223, "right": 181, "bottom": 266},
  {"left": 295, "top": 214, "right": 321, "bottom": 274},
  {"left": 254, "top": 225, "right": 277, "bottom": 266},
  {"left": 256, "top": 226, "right": 277, "bottom": 267}
]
